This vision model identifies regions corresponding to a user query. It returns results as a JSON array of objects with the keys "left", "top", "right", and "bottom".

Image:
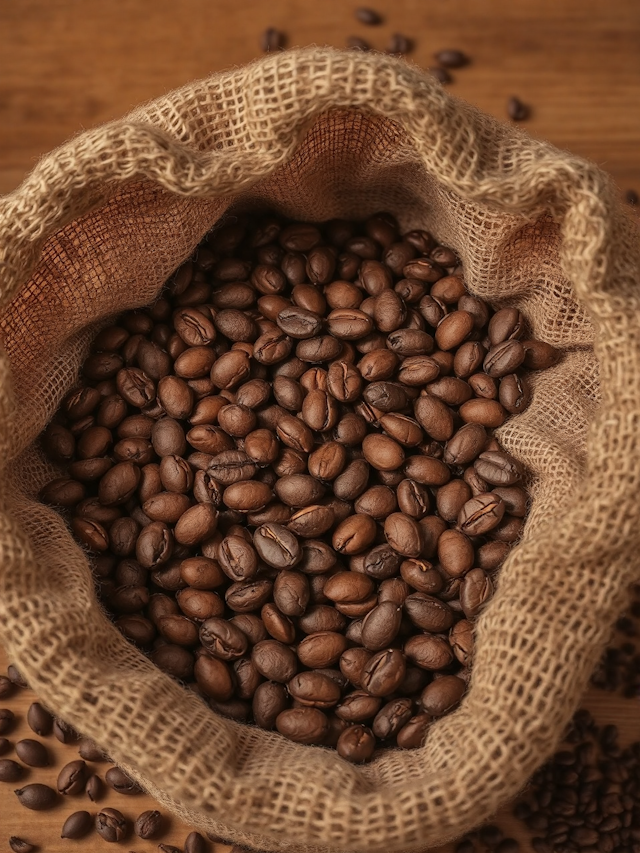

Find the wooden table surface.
[{"left": 0, "top": 1, "right": 639, "bottom": 851}]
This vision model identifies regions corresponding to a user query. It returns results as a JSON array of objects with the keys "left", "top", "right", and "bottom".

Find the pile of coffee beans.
[
  {"left": 513, "top": 710, "right": 640, "bottom": 853},
  {"left": 590, "top": 584, "right": 640, "bottom": 698},
  {"left": 40, "top": 211, "right": 559, "bottom": 762}
]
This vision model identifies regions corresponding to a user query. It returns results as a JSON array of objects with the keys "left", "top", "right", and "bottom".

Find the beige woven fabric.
[{"left": 0, "top": 46, "right": 639, "bottom": 853}]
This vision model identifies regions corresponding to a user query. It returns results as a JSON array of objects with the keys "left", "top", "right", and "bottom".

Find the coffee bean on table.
[
  {"left": 355, "top": 7, "right": 382, "bottom": 24},
  {"left": 26, "top": 701, "right": 53, "bottom": 736},
  {"left": 15, "top": 738, "right": 50, "bottom": 767},
  {"left": 61, "top": 810, "right": 94, "bottom": 839},
  {"left": 57, "top": 759, "right": 88, "bottom": 794},
  {"left": 105, "top": 765, "right": 141, "bottom": 794},
  {"left": 184, "top": 830, "right": 207, "bottom": 853},
  {"left": 434, "top": 48, "right": 470, "bottom": 68},
  {"left": 0, "top": 736, "right": 11, "bottom": 755},
  {"left": 507, "top": 96, "right": 531, "bottom": 121},
  {"left": 0, "top": 758, "right": 24, "bottom": 782},
  {"left": 9, "top": 839, "right": 35, "bottom": 853},
  {"left": 134, "top": 808, "right": 163, "bottom": 839},
  {"left": 0, "top": 708, "right": 15, "bottom": 734},
  {"left": 7, "top": 664, "right": 28, "bottom": 688},
  {"left": 40, "top": 211, "right": 554, "bottom": 761},
  {"left": 85, "top": 773, "right": 102, "bottom": 801},
  {"left": 0, "top": 675, "right": 14, "bottom": 698},
  {"left": 96, "top": 807, "right": 127, "bottom": 842},
  {"left": 14, "top": 782, "right": 58, "bottom": 810}
]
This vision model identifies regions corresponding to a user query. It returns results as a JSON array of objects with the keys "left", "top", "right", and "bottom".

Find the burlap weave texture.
[{"left": 0, "top": 47, "right": 639, "bottom": 853}]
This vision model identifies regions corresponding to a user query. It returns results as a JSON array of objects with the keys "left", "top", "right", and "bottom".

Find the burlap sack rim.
[{"left": 0, "top": 47, "right": 639, "bottom": 853}]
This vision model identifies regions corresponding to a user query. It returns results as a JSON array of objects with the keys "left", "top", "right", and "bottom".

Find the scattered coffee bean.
[
  {"left": 435, "top": 49, "right": 469, "bottom": 68},
  {"left": 85, "top": 772, "right": 102, "bottom": 801},
  {"left": 14, "top": 782, "right": 58, "bottom": 810},
  {"left": 7, "top": 665, "right": 28, "bottom": 688},
  {"left": 135, "top": 809, "right": 163, "bottom": 839},
  {"left": 26, "top": 702, "right": 53, "bottom": 736},
  {"left": 9, "top": 839, "right": 35, "bottom": 853},
  {"left": 387, "top": 33, "right": 412, "bottom": 54},
  {"left": 53, "top": 717, "right": 78, "bottom": 744},
  {"left": 0, "top": 708, "right": 17, "bottom": 736},
  {"left": 507, "top": 96, "right": 531, "bottom": 121},
  {"left": 57, "top": 759, "right": 88, "bottom": 794},
  {"left": 355, "top": 7, "right": 382, "bottom": 24},
  {"left": 260, "top": 27, "right": 285, "bottom": 52},
  {"left": 0, "top": 675, "right": 15, "bottom": 698},
  {"left": 96, "top": 807, "right": 128, "bottom": 842},
  {"left": 0, "top": 736, "right": 11, "bottom": 755},
  {"left": 105, "top": 765, "right": 142, "bottom": 794},
  {"left": 0, "top": 758, "right": 24, "bottom": 782},
  {"left": 61, "top": 810, "right": 94, "bottom": 839},
  {"left": 15, "top": 738, "right": 50, "bottom": 767},
  {"left": 184, "top": 830, "right": 207, "bottom": 853},
  {"left": 625, "top": 189, "right": 639, "bottom": 206}
]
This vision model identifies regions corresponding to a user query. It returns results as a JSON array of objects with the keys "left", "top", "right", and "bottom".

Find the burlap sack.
[{"left": 0, "top": 46, "right": 638, "bottom": 853}]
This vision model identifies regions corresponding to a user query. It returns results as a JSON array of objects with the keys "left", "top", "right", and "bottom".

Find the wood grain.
[{"left": 0, "top": 0, "right": 639, "bottom": 850}]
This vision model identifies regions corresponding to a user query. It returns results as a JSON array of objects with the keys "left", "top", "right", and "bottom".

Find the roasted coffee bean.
[
  {"left": 474, "top": 450, "right": 523, "bottom": 485},
  {"left": 254, "top": 522, "right": 301, "bottom": 567},
  {"left": 507, "top": 96, "right": 531, "bottom": 121},
  {"left": 61, "top": 810, "right": 94, "bottom": 839},
  {"left": 405, "top": 593, "right": 454, "bottom": 632},
  {"left": 434, "top": 48, "right": 469, "bottom": 67},
  {"left": 420, "top": 674, "right": 466, "bottom": 715},
  {"left": 15, "top": 783, "right": 58, "bottom": 810},
  {"left": 0, "top": 708, "right": 15, "bottom": 734},
  {"left": 0, "top": 759, "right": 24, "bottom": 782},
  {"left": 450, "top": 620, "right": 474, "bottom": 666},
  {"left": 298, "top": 631, "right": 349, "bottom": 668},
  {"left": 253, "top": 681, "right": 288, "bottom": 729},
  {"left": 361, "top": 649, "right": 406, "bottom": 696},
  {"left": 458, "top": 492, "right": 505, "bottom": 535},
  {"left": 15, "top": 738, "right": 49, "bottom": 767},
  {"left": 404, "top": 634, "right": 454, "bottom": 670},
  {"left": 0, "top": 737, "right": 11, "bottom": 755},
  {"left": 361, "top": 602, "right": 402, "bottom": 650},
  {"left": 252, "top": 639, "right": 298, "bottom": 682},
  {"left": 276, "top": 707, "right": 329, "bottom": 744},
  {"left": 288, "top": 671, "right": 341, "bottom": 708},
  {"left": 57, "top": 759, "right": 88, "bottom": 794},
  {"left": 460, "top": 568, "right": 493, "bottom": 618},
  {"left": 355, "top": 6, "right": 382, "bottom": 24},
  {"left": 337, "top": 724, "right": 375, "bottom": 762},
  {"left": 134, "top": 808, "right": 163, "bottom": 839},
  {"left": 96, "top": 807, "right": 127, "bottom": 842},
  {"left": 9, "top": 838, "right": 35, "bottom": 853},
  {"left": 184, "top": 831, "right": 207, "bottom": 853}
]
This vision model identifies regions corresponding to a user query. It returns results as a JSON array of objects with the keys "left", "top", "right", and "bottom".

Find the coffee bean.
[
  {"left": 420, "top": 674, "right": 466, "bottom": 715},
  {"left": 474, "top": 451, "right": 523, "bottom": 485},
  {"left": 297, "top": 632, "right": 349, "bottom": 668},
  {"left": 85, "top": 773, "right": 102, "bottom": 802},
  {"left": 184, "top": 831, "right": 207, "bottom": 853},
  {"left": 134, "top": 809, "right": 163, "bottom": 839},
  {"left": 96, "top": 807, "right": 127, "bottom": 842},
  {"left": 0, "top": 708, "right": 15, "bottom": 734},
  {"left": 61, "top": 810, "right": 93, "bottom": 839},
  {"left": 0, "top": 759, "right": 24, "bottom": 782},
  {"left": 355, "top": 6, "right": 382, "bottom": 24},
  {"left": 361, "top": 648, "right": 406, "bottom": 696},
  {"left": 15, "top": 783, "right": 58, "bottom": 810},
  {"left": 434, "top": 48, "right": 469, "bottom": 67},
  {"left": 405, "top": 634, "right": 454, "bottom": 670},
  {"left": 508, "top": 96, "right": 531, "bottom": 121},
  {"left": 15, "top": 739, "right": 49, "bottom": 767},
  {"left": 276, "top": 708, "right": 329, "bottom": 744},
  {"left": 57, "top": 759, "right": 88, "bottom": 795},
  {"left": 9, "top": 839, "right": 35, "bottom": 853}
]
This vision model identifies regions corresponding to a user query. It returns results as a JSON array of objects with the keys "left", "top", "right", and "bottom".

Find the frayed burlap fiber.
[{"left": 0, "top": 46, "right": 639, "bottom": 853}]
